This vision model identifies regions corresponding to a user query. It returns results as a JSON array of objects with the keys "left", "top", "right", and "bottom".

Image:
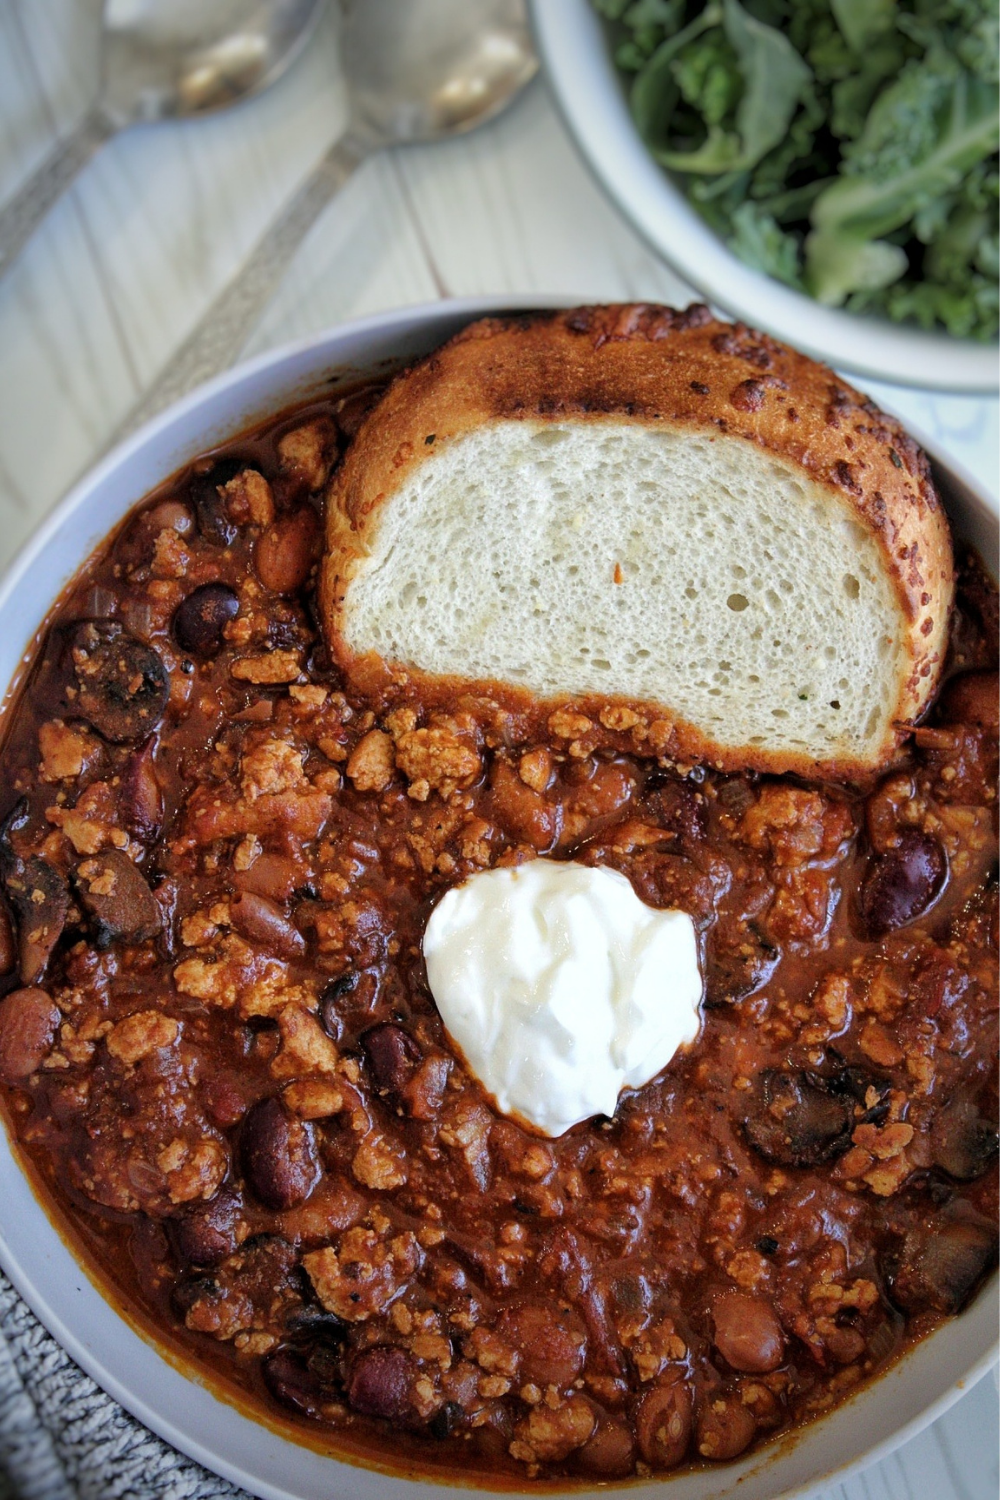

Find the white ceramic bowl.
[
  {"left": 530, "top": 0, "right": 999, "bottom": 395},
  {"left": 0, "top": 300, "right": 995, "bottom": 1500}
]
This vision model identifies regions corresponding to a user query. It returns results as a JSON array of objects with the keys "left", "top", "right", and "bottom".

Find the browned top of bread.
[{"left": 321, "top": 304, "right": 955, "bottom": 777}]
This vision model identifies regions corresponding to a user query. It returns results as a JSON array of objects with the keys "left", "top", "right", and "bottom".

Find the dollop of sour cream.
[{"left": 423, "top": 860, "right": 702, "bottom": 1137}]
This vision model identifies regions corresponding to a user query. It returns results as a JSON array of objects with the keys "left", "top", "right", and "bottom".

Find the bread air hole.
[
  {"left": 844, "top": 574, "right": 861, "bottom": 599},
  {"left": 727, "top": 594, "right": 749, "bottom": 612}
]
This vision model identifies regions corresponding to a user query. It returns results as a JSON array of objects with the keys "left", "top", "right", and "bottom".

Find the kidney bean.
[
  {"left": 497, "top": 1301, "right": 587, "bottom": 1388},
  {"left": 0, "top": 897, "right": 16, "bottom": 976},
  {"left": 3, "top": 857, "right": 70, "bottom": 983},
  {"left": 120, "top": 738, "right": 163, "bottom": 841},
  {"left": 240, "top": 1096, "right": 320, "bottom": 1210},
  {"left": 931, "top": 1094, "right": 999, "bottom": 1181},
  {"left": 71, "top": 622, "right": 168, "bottom": 743},
  {"left": 168, "top": 1188, "right": 242, "bottom": 1267},
  {"left": 575, "top": 1417, "right": 636, "bottom": 1477},
  {"left": 888, "top": 1218, "right": 998, "bottom": 1315},
  {"left": 938, "top": 670, "right": 998, "bottom": 729},
  {"left": 230, "top": 891, "right": 305, "bottom": 960},
  {"left": 0, "top": 987, "right": 60, "bottom": 1083},
  {"left": 711, "top": 1292, "right": 784, "bottom": 1373},
  {"left": 635, "top": 1376, "right": 692, "bottom": 1469},
  {"left": 743, "top": 1070, "right": 853, "bottom": 1168},
  {"left": 173, "top": 583, "right": 239, "bottom": 659},
  {"left": 362, "top": 1023, "right": 421, "bottom": 1093},
  {"left": 262, "top": 1347, "right": 331, "bottom": 1419},
  {"left": 857, "top": 832, "right": 947, "bottom": 939},
  {"left": 255, "top": 508, "right": 320, "bottom": 595},
  {"left": 347, "top": 1345, "right": 416, "bottom": 1422},
  {"left": 74, "top": 850, "right": 161, "bottom": 947},
  {"left": 695, "top": 1391, "right": 756, "bottom": 1461}
]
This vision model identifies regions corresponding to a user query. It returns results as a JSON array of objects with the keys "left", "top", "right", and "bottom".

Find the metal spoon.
[
  {"left": 0, "top": 0, "right": 328, "bottom": 278},
  {"left": 116, "top": 0, "right": 537, "bottom": 438}
]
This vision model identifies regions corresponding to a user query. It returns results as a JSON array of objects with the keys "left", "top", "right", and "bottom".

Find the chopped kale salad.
[{"left": 595, "top": 0, "right": 999, "bottom": 339}]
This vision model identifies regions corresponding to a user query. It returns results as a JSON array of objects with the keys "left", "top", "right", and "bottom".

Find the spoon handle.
[
  {"left": 0, "top": 106, "right": 116, "bottom": 278},
  {"left": 116, "top": 132, "right": 370, "bottom": 440}
]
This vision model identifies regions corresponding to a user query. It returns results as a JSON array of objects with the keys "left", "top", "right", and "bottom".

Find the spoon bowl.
[
  {"left": 118, "top": 0, "right": 538, "bottom": 433},
  {"left": 0, "top": 0, "right": 328, "bottom": 276},
  {"left": 100, "top": 0, "right": 328, "bottom": 125},
  {"left": 344, "top": 0, "right": 537, "bottom": 144}
]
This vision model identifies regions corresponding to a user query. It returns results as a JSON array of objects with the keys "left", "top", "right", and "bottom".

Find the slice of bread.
[{"left": 320, "top": 305, "right": 954, "bottom": 778}]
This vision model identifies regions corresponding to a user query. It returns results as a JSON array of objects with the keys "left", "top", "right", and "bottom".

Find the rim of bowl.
[
  {"left": 0, "top": 298, "right": 995, "bottom": 1500},
  {"left": 530, "top": 0, "right": 1000, "bottom": 395}
]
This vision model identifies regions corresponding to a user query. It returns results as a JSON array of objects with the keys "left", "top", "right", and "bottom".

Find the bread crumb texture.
[{"left": 323, "top": 306, "right": 953, "bottom": 778}]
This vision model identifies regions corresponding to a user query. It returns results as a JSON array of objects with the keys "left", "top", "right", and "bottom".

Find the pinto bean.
[
  {"left": 497, "top": 1301, "right": 587, "bottom": 1388},
  {"left": 888, "top": 1218, "right": 998, "bottom": 1315},
  {"left": 169, "top": 1188, "right": 242, "bottom": 1268},
  {"left": 490, "top": 759, "right": 557, "bottom": 850},
  {"left": 74, "top": 850, "right": 161, "bottom": 947},
  {"left": 173, "top": 583, "right": 239, "bottom": 659},
  {"left": 256, "top": 508, "right": 320, "bottom": 595},
  {"left": 575, "top": 1417, "right": 636, "bottom": 1477},
  {"left": 230, "top": 891, "right": 305, "bottom": 959},
  {"left": 857, "top": 832, "right": 947, "bottom": 939},
  {"left": 743, "top": 1070, "right": 854, "bottom": 1168},
  {"left": 240, "top": 1096, "right": 319, "bottom": 1210},
  {"left": 362, "top": 1023, "right": 421, "bottom": 1093},
  {"left": 636, "top": 1376, "right": 692, "bottom": 1469},
  {"left": 71, "top": 622, "right": 168, "bottom": 743},
  {"left": 347, "top": 1345, "right": 416, "bottom": 1421},
  {"left": 695, "top": 1391, "right": 756, "bottom": 1461},
  {"left": 0, "top": 987, "right": 60, "bottom": 1083},
  {"left": 711, "top": 1292, "right": 784, "bottom": 1373}
]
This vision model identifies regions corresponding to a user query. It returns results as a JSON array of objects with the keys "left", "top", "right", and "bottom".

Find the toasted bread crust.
[{"left": 321, "top": 305, "right": 954, "bottom": 778}]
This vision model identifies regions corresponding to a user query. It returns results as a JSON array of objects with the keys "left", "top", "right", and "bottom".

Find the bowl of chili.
[{"left": 0, "top": 298, "right": 994, "bottom": 1499}]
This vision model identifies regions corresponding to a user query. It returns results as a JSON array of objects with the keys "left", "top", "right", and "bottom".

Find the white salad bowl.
[
  {"left": 0, "top": 299, "right": 995, "bottom": 1500},
  {"left": 530, "top": 0, "right": 1000, "bottom": 395}
]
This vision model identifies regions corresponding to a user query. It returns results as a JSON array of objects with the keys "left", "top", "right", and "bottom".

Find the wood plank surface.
[{"left": 0, "top": 4, "right": 996, "bottom": 1498}]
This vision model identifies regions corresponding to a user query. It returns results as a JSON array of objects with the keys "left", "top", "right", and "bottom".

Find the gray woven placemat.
[{"left": 0, "top": 1270, "right": 249, "bottom": 1500}]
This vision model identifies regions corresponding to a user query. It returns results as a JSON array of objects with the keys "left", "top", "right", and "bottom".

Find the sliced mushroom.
[
  {"left": 887, "top": 1217, "right": 998, "bottom": 1315},
  {"left": 120, "top": 737, "right": 163, "bottom": 842},
  {"left": 70, "top": 622, "right": 168, "bottom": 744},
  {"left": 931, "top": 1094, "right": 999, "bottom": 1182},
  {"left": 705, "top": 925, "right": 778, "bottom": 1007},
  {"left": 743, "top": 1070, "right": 854, "bottom": 1168},
  {"left": 74, "top": 850, "right": 161, "bottom": 947},
  {"left": 3, "top": 857, "right": 70, "bottom": 984}
]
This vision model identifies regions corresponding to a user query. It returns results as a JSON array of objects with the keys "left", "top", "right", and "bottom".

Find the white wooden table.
[{"left": 0, "top": 4, "right": 997, "bottom": 1498}]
